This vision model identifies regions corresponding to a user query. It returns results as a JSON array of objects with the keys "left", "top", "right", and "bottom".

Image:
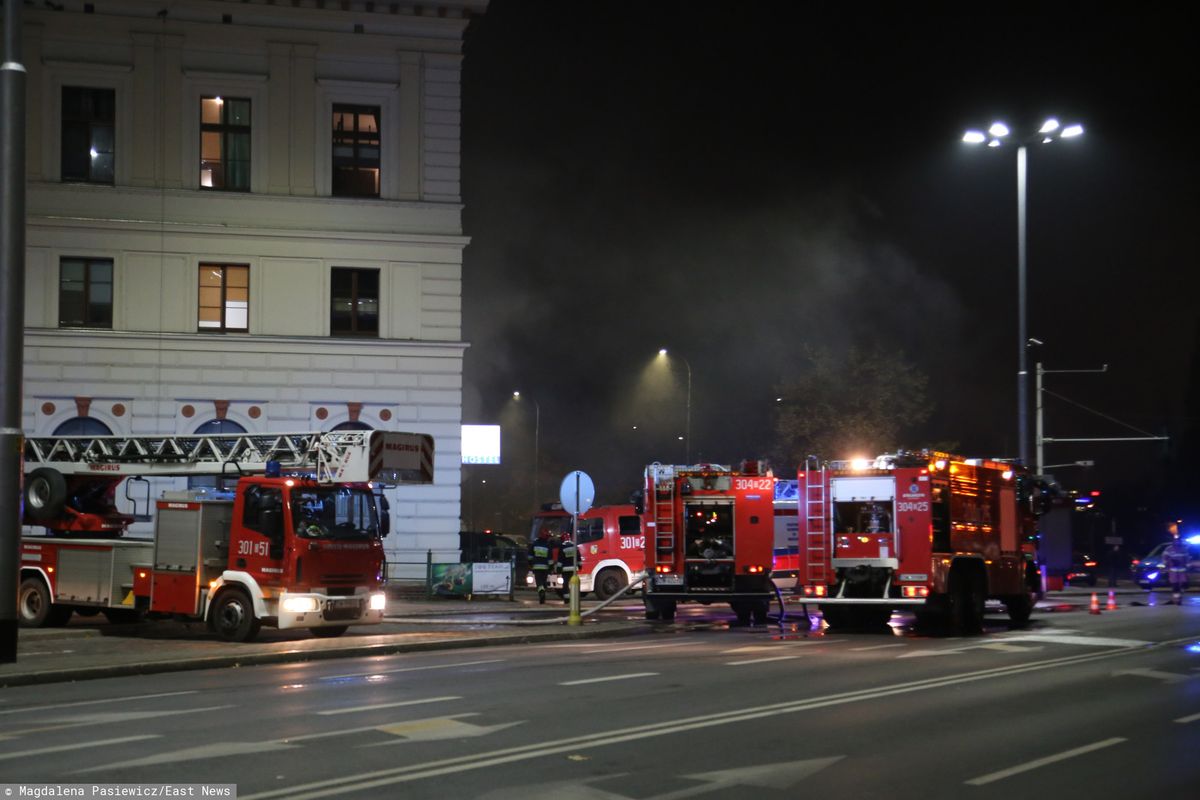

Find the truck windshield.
[{"left": 291, "top": 486, "right": 380, "bottom": 540}]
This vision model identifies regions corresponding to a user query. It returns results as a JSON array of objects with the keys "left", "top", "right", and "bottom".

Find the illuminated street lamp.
[
  {"left": 657, "top": 348, "right": 692, "bottom": 463},
  {"left": 512, "top": 391, "right": 540, "bottom": 509},
  {"left": 962, "top": 117, "right": 1084, "bottom": 467}
]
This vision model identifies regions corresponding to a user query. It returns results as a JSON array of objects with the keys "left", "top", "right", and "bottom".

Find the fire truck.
[
  {"left": 795, "top": 451, "right": 1040, "bottom": 633},
  {"left": 525, "top": 503, "right": 645, "bottom": 600},
  {"left": 641, "top": 461, "right": 776, "bottom": 625},
  {"left": 18, "top": 430, "right": 434, "bottom": 641}
]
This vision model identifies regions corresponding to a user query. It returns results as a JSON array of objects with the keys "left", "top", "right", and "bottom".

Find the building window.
[
  {"left": 198, "top": 264, "right": 249, "bottom": 333},
  {"left": 52, "top": 417, "right": 114, "bottom": 436},
  {"left": 189, "top": 419, "right": 247, "bottom": 492},
  {"left": 330, "top": 268, "right": 379, "bottom": 337},
  {"left": 61, "top": 86, "right": 115, "bottom": 184},
  {"left": 200, "top": 96, "right": 251, "bottom": 191},
  {"left": 331, "top": 421, "right": 373, "bottom": 431},
  {"left": 59, "top": 257, "right": 113, "bottom": 329},
  {"left": 332, "top": 104, "right": 380, "bottom": 197}
]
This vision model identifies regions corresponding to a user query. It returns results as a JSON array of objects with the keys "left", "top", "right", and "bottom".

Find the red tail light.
[
  {"left": 655, "top": 565, "right": 673, "bottom": 574},
  {"left": 902, "top": 586, "right": 930, "bottom": 598},
  {"left": 802, "top": 585, "right": 828, "bottom": 598}
]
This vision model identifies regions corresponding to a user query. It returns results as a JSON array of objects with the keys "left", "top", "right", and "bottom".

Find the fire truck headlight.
[
  {"left": 282, "top": 596, "right": 320, "bottom": 613},
  {"left": 369, "top": 593, "right": 387, "bottom": 611}
]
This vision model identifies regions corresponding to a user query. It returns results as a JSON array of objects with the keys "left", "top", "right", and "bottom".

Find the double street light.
[{"left": 962, "top": 117, "right": 1084, "bottom": 467}]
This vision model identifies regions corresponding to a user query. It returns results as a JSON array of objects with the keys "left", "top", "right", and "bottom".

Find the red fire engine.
[
  {"left": 796, "top": 451, "right": 1040, "bottom": 633},
  {"left": 642, "top": 461, "right": 776, "bottom": 625},
  {"left": 18, "top": 430, "right": 434, "bottom": 641},
  {"left": 526, "top": 503, "right": 645, "bottom": 600}
]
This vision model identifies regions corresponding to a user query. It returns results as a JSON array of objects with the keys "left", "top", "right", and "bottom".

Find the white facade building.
[{"left": 18, "top": 0, "right": 484, "bottom": 572}]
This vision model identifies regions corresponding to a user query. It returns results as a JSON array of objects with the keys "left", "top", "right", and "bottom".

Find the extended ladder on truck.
[
  {"left": 22, "top": 430, "right": 435, "bottom": 534},
  {"left": 23, "top": 430, "right": 433, "bottom": 483}
]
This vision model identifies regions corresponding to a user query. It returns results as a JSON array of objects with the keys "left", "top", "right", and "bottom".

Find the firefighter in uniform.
[
  {"left": 529, "top": 529, "right": 553, "bottom": 604},
  {"left": 557, "top": 530, "right": 580, "bottom": 603},
  {"left": 1164, "top": 535, "right": 1189, "bottom": 605}
]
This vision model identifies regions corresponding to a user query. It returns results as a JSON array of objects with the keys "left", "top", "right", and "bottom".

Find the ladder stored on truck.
[
  {"left": 647, "top": 463, "right": 677, "bottom": 563},
  {"left": 803, "top": 457, "right": 829, "bottom": 585},
  {"left": 23, "top": 430, "right": 434, "bottom": 485}
]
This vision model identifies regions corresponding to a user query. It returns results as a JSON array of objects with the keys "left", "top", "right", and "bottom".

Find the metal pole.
[
  {"left": 533, "top": 399, "right": 540, "bottom": 509},
  {"left": 1017, "top": 145, "right": 1029, "bottom": 467},
  {"left": 568, "top": 473, "right": 581, "bottom": 625},
  {"left": 0, "top": 0, "right": 28, "bottom": 663},
  {"left": 1036, "top": 361, "right": 1044, "bottom": 477},
  {"left": 684, "top": 357, "right": 692, "bottom": 464}
]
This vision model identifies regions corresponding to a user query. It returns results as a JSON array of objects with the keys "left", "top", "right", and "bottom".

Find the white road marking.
[
  {"left": 977, "top": 643, "right": 1043, "bottom": 653},
  {"left": 369, "top": 715, "right": 525, "bottom": 744},
  {"left": 2, "top": 705, "right": 234, "bottom": 739},
  {"left": 965, "top": 737, "right": 1127, "bottom": 785},
  {"left": 317, "top": 696, "right": 461, "bottom": 716},
  {"left": 849, "top": 643, "right": 906, "bottom": 652},
  {"left": 560, "top": 672, "right": 659, "bottom": 686},
  {"left": 0, "top": 691, "right": 199, "bottom": 716},
  {"left": 324, "top": 659, "right": 504, "bottom": 680},
  {"left": 1174, "top": 711, "right": 1200, "bottom": 724},
  {"left": 726, "top": 656, "right": 800, "bottom": 666},
  {"left": 574, "top": 642, "right": 695, "bottom": 654},
  {"left": 1001, "top": 634, "right": 1152, "bottom": 648},
  {"left": 1112, "top": 668, "right": 1190, "bottom": 684},
  {"left": 242, "top": 639, "right": 1196, "bottom": 800},
  {"left": 0, "top": 734, "right": 160, "bottom": 761},
  {"left": 75, "top": 741, "right": 298, "bottom": 772}
]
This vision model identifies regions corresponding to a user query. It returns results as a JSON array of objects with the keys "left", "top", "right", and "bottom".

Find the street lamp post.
[
  {"left": 963, "top": 118, "right": 1084, "bottom": 466},
  {"left": 658, "top": 349, "right": 692, "bottom": 463},
  {"left": 512, "top": 391, "right": 540, "bottom": 510}
]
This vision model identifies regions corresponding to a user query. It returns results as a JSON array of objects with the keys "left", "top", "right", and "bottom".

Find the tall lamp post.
[
  {"left": 962, "top": 118, "right": 1083, "bottom": 467},
  {"left": 657, "top": 349, "right": 692, "bottom": 463},
  {"left": 512, "top": 391, "right": 540, "bottom": 510}
]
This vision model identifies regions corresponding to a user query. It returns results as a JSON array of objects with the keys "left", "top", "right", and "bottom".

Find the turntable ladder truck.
[{"left": 18, "top": 430, "right": 434, "bottom": 641}]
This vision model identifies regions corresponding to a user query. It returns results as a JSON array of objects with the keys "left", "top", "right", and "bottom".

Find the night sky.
[{"left": 457, "top": 3, "right": 1198, "bottom": 531}]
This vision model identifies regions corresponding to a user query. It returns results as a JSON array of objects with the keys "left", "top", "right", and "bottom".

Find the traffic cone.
[
  {"left": 1106, "top": 590, "right": 1118, "bottom": 611},
  {"left": 1089, "top": 593, "right": 1102, "bottom": 614}
]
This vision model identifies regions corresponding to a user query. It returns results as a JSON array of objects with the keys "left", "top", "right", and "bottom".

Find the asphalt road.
[{"left": 1, "top": 598, "right": 1198, "bottom": 799}]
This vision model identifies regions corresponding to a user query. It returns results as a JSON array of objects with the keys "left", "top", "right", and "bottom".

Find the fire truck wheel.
[
  {"left": 18, "top": 576, "right": 72, "bottom": 628},
  {"left": 593, "top": 568, "right": 628, "bottom": 601},
  {"left": 752, "top": 600, "right": 771, "bottom": 626},
  {"left": 660, "top": 600, "right": 676, "bottom": 621},
  {"left": 24, "top": 468, "right": 68, "bottom": 521},
  {"left": 310, "top": 626, "right": 349, "bottom": 638},
  {"left": 211, "top": 588, "right": 262, "bottom": 642},
  {"left": 950, "top": 573, "right": 986, "bottom": 635},
  {"left": 1003, "top": 593, "right": 1035, "bottom": 627}
]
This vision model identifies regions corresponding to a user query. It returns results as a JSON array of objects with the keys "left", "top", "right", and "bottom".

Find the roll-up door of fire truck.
[
  {"left": 999, "top": 487, "right": 1017, "bottom": 552},
  {"left": 829, "top": 476, "right": 896, "bottom": 502}
]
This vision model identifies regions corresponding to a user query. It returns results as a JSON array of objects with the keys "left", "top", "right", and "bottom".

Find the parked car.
[
  {"left": 1065, "top": 553, "right": 1098, "bottom": 587},
  {"left": 1133, "top": 540, "right": 1200, "bottom": 589}
]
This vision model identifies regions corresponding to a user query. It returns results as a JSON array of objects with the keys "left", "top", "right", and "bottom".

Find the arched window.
[
  {"left": 189, "top": 419, "right": 248, "bottom": 491},
  {"left": 330, "top": 420, "right": 372, "bottom": 431},
  {"left": 193, "top": 419, "right": 248, "bottom": 436},
  {"left": 52, "top": 417, "right": 114, "bottom": 436}
]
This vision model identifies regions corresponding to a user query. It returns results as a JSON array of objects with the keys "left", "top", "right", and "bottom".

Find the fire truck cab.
[
  {"left": 642, "top": 461, "right": 776, "bottom": 625},
  {"left": 797, "top": 451, "right": 1040, "bottom": 633}
]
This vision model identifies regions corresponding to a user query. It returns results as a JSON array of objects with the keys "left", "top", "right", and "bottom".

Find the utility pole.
[
  {"left": 1036, "top": 362, "right": 1169, "bottom": 477},
  {"left": 1, "top": 0, "right": 28, "bottom": 663}
]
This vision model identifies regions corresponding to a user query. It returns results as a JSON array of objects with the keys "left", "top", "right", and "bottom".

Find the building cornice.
[{"left": 26, "top": 328, "right": 470, "bottom": 356}]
